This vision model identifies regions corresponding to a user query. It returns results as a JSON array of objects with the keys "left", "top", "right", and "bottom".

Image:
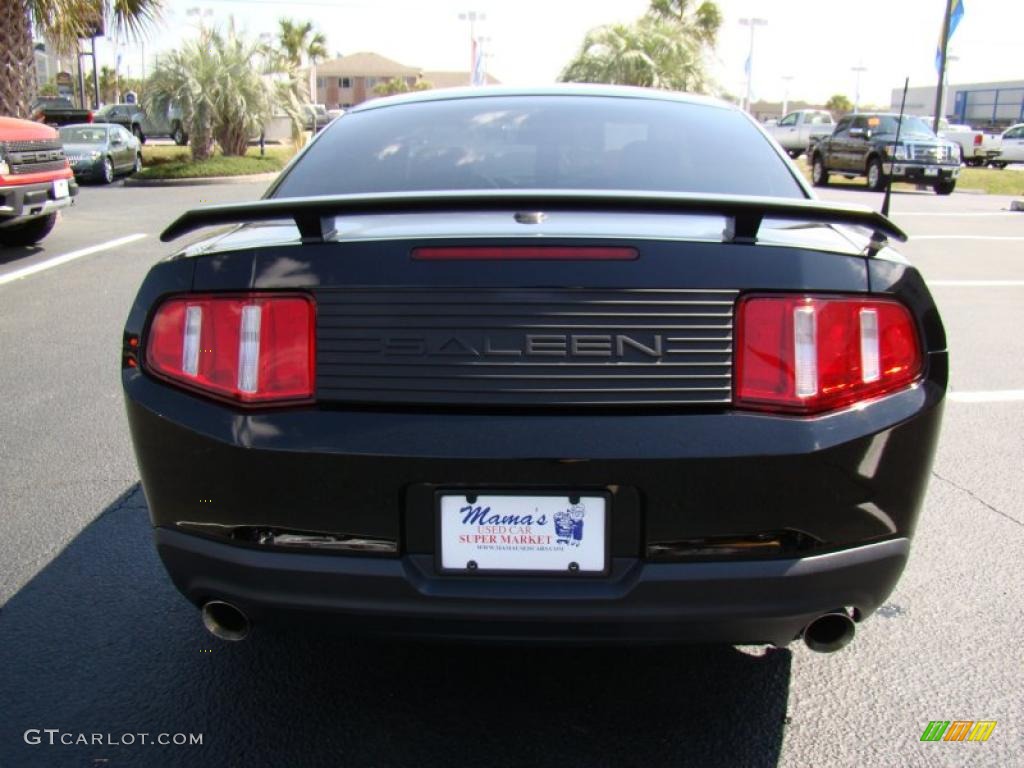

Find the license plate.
[
  {"left": 924, "top": 167, "right": 939, "bottom": 176},
  {"left": 439, "top": 494, "right": 607, "bottom": 573},
  {"left": 52, "top": 179, "right": 69, "bottom": 198}
]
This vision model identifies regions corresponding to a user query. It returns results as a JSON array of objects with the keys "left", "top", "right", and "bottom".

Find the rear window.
[{"left": 274, "top": 95, "right": 805, "bottom": 199}]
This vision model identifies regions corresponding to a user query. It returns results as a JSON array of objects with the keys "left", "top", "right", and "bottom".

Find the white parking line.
[
  {"left": 896, "top": 212, "right": 1022, "bottom": 217},
  {"left": 948, "top": 390, "right": 1024, "bottom": 404},
  {"left": 929, "top": 280, "right": 1024, "bottom": 287},
  {"left": 911, "top": 235, "right": 1024, "bottom": 241},
  {"left": 0, "top": 233, "right": 147, "bottom": 287}
]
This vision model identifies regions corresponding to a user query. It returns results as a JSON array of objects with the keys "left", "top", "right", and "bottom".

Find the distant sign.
[
  {"left": 55, "top": 72, "right": 73, "bottom": 87},
  {"left": 124, "top": 91, "right": 138, "bottom": 105}
]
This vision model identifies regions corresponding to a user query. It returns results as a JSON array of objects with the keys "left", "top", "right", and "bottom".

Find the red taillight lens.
[
  {"left": 973, "top": 133, "right": 983, "bottom": 146},
  {"left": 735, "top": 295, "right": 922, "bottom": 414},
  {"left": 145, "top": 294, "right": 315, "bottom": 404}
]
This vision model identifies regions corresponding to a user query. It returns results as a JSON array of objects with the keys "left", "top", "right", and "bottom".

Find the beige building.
[{"left": 314, "top": 52, "right": 499, "bottom": 109}]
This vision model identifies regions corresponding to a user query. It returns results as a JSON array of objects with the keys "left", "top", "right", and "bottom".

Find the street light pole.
[
  {"left": 739, "top": 17, "right": 768, "bottom": 112},
  {"left": 852, "top": 64, "right": 868, "bottom": 114},
  {"left": 458, "top": 11, "right": 486, "bottom": 85},
  {"left": 781, "top": 75, "right": 794, "bottom": 116}
]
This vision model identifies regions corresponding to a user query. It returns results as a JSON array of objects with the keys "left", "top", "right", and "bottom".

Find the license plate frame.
[
  {"left": 436, "top": 491, "right": 610, "bottom": 576},
  {"left": 924, "top": 167, "right": 939, "bottom": 177}
]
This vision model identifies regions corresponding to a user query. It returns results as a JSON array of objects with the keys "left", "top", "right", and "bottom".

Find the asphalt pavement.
[{"left": 0, "top": 178, "right": 1021, "bottom": 768}]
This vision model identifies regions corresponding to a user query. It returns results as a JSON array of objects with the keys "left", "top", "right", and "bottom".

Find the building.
[
  {"left": 315, "top": 52, "right": 421, "bottom": 108},
  {"left": 421, "top": 71, "right": 502, "bottom": 90},
  {"left": 313, "top": 52, "right": 500, "bottom": 109},
  {"left": 890, "top": 79, "right": 1024, "bottom": 130}
]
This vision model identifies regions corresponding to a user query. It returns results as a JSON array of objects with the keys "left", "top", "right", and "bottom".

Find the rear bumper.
[
  {"left": 0, "top": 178, "right": 78, "bottom": 224},
  {"left": 156, "top": 528, "right": 910, "bottom": 645}
]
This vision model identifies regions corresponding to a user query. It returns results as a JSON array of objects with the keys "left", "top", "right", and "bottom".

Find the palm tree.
[
  {"left": 560, "top": 0, "right": 720, "bottom": 93},
  {"left": 1, "top": 0, "right": 163, "bottom": 118},
  {"left": 276, "top": 18, "right": 327, "bottom": 69},
  {"left": 648, "top": 0, "right": 722, "bottom": 45},
  {"left": 560, "top": 16, "right": 712, "bottom": 93},
  {"left": 145, "top": 26, "right": 274, "bottom": 161}
]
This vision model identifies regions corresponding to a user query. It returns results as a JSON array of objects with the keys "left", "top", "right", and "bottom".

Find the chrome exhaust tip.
[
  {"left": 201, "top": 600, "right": 250, "bottom": 642},
  {"left": 802, "top": 611, "right": 855, "bottom": 653}
]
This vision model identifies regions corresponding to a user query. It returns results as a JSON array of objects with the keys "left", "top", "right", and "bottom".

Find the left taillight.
[
  {"left": 145, "top": 293, "right": 315, "bottom": 405},
  {"left": 735, "top": 295, "right": 922, "bottom": 414}
]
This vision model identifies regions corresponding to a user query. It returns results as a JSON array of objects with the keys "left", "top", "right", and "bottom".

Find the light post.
[
  {"left": 458, "top": 11, "right": 486, "bottom": 85},
  {"left": 186, "top": 7, "right": 213, "bottom": 31},
  {"left": 739, "top": 17, "right": 767, "bottom": 112},
  {"left": 852, "top": 64, "right": 867, "bottom": 114},
  {"left": 940, "top": 54, "right": 958, "bottom": 122},
  {"left": 781, "top": 75, "right": 794, "bottom": 116}
]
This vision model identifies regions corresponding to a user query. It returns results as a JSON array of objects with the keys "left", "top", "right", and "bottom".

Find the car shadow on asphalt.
[
  {"left": 0, "top": 244, "right": 43, "bottom": 266},
  {"left": 0, "top": 485, "right": 793, "bottom": 768}
]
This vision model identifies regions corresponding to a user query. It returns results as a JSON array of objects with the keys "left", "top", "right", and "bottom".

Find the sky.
[{"left": 92, "top": 0, "right": 1022, "bottom": 108}]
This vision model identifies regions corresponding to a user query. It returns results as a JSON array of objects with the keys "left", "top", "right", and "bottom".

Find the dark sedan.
[
  {"left": 123, "top": 86, "right": 946, "bottom": 652},
  {"left": 59, "top": 123, "right": 142, "bottom": 184}
]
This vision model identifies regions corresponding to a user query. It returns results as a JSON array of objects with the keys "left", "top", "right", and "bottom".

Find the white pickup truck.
[
  {"left": 764, "top": 110, "right": 835, "bottom": 158},
  {"left": 925, "top": 117, "right": 992, "bottom": 167}
]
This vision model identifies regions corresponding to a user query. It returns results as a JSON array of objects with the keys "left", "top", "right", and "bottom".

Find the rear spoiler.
[{"left": 159, "top": 189, "right": 907, "bottom": 246}]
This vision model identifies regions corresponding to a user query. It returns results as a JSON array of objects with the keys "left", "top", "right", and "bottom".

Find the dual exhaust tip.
[
  {"left": 199, "top": 600, "right": 856, "bottom": 651},
  {"left": 201, "top": 600, "right": 250, "bottom": 642}
]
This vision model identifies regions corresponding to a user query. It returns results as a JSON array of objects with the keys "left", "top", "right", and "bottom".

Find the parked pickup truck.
[
  {"left": 30, "top": 97, "right": 93, "bottom": 128},
  {"left": 764, "top": 109, "right": 835, "bottom": 158},
  {"left": 809, "top": 112, "right": 960, "bottom": 195},
  {"left": 93, "top": 103, "right": 189, "bottom": 145},
  {"left": 923, "top": 117, "right": 991, "bottom": 167},
  {"left": 0, "top": 116, "right": 78, "bottom": 246}
]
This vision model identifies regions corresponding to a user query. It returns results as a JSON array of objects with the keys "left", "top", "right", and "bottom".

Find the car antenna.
[{"left": 881, "top": 77, "right": 910, "bottom": 219}]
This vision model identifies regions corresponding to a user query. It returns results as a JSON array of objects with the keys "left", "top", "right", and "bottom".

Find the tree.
[
  {"left": 1, "top": 0, "right": 163, "bottom": 118},
  {"left": 84, "top": 64, "right": 117, "bottom": 104},
  {"left": 559, "top": 1, "right": 721, "bottom": 93},
  {"left": 145, "top": 25, "right": 275, "bottom": 161},
  {"left": 648, "top": 0, "right": 722, "bottom": 44},
  {"left": 373, "top": 77, "right": 432, "bottom": 97},
  {"left": 275, "top": 18, "right": 327, "bottom": 69},
  {"left": 825, "top": 94, "right": 853, "bottom": 115}
]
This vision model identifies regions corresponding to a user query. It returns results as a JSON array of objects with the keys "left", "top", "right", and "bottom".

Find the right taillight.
[
  {"left": 735, "top": 295, "right": 922, "bottom": 414},
  {"left": 145, "top": 293, "right": 315, "bottom": 405}
]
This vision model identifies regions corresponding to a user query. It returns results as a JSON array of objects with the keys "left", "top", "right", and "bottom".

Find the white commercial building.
[{"left": 891, "top": 79, "right": 1024, "bottom": 130}]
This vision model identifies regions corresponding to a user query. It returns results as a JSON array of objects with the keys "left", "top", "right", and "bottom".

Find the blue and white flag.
[{"left": 935, "top": 0, "right": 964, "bottom": 72}]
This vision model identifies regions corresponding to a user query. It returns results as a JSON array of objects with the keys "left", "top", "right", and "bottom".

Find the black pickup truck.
[
  {"left": 29, "top": 98, "right": 93, "bottom": 128},
  {"left": 809, "top": 113, "right": 960, "bottom": 195}
]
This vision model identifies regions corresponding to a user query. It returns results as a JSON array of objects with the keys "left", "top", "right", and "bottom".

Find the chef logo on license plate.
[{"left": 553, "top": 504, "right": 586, "bottom": 546}]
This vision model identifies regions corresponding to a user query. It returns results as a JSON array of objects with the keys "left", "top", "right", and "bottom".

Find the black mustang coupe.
[{"left": 122, "top": 86, "right": 946, "bottom": 651}]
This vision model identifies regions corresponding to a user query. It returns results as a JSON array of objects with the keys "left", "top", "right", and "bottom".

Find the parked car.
[
  {"left": 93, "top": 102, "right": 189, "bottom": 146},
  {"left": 124, "top": 86, "right": 946, "bottom": 652},
  {"left": 302, "top": 103, "right": 331, "bottom": 132},
  {"left": 764, "top": 109, "right": 835, "bottom": 158},
  {"left": 986, "top": 123, "right": 1024, "bottom": 169},
  {"left": 809, "top": 112, "right": 960, "bottom": 194},
  {"left": 59, "top": 123, "right": 142, "bottom": 184},
  {"left": 29, "top": 97, "right": 92, "bottom": 128},
  {"left": 0, "top": 116, "right": 78, "bottom": 246}
]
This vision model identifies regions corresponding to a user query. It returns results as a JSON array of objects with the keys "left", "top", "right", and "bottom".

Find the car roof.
[{"left": 349, "top": 84, "right": 735, "bottom": 114}]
